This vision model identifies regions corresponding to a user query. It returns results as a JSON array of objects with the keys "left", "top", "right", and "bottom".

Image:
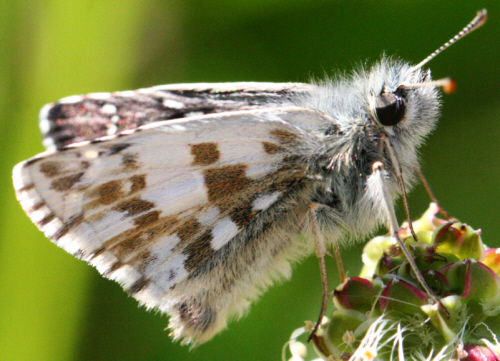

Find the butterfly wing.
[
  {"left": 40, "top": 82, "right": 313, "bottom": 150},
  {"left": 14, "top": 106, "right": 332, "bottom": 344}
]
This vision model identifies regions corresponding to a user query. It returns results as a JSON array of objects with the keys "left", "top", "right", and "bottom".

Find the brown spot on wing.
[
  {"left": 182, "top": 230, "right": 215, "bottom": 272},
  {"left": 262, "top": 141, "right": 285, "bottom": 154},
  {"left": 101, "top": 214, "right": 178, "bottom": 263},
  {"left": 38, "top": 213, "right": 55, "bottom": 226},
  {"left": 108, "top": 143, "right": 131, "bottom": 155},
  {"left": 133, "top": 210, "right": 160, "bottom": 227},
  {"left": 270, "top": 129, "right": 299, "bottom": 145},
  {"left": 191, "top": 143, "right": 220, "bottom": 165},
  {"left": 203, "top": 164, "right": 251, "bottom": 205},
  {"left": 113, "top": 197, "right": 155, "bottom": 216},
  {"left": 51, "top": 172, "right": 84, "bottom": 191},
  {"left": 91, "top": 180, "right": 123, "bottom": 205},
  {"left": 40, "top": 161, "right": 61, "bottom": 177},
  {"left": 147, "top": 214, "right": 179, "bottom": 235},
  {"left": 122, "top": 153, "right": 139, "bottom": 171},
  {"left": 168, "top": 269, "right": 177, "bottom": 281},
  {"left": 229, "top": 203, "right": 254, "bottom": 228},
  {"left": 176, "top": 219, "right": 202, "bottom": 244},
  {"left": 112, "top": 235, "right": 144, "bottom": 256},
  {"left": 170, "top": 219, "right": 218, "bottom": 271},
  {"left": 129, "top": 174, "right": 146, "bottom": 193}
]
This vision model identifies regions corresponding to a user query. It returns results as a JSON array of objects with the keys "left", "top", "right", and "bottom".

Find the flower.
[{"left": 302, "top": 204, "right": 500, "bottom": 361}]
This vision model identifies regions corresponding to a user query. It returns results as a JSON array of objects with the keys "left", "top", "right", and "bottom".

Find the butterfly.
[{"left": 12, "top": 10, "right": 486, "bottom": 345}]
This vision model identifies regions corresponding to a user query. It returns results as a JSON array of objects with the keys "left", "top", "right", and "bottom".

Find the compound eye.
[{"left": 375, "top": 90, "right": 406, "bottom": 126}]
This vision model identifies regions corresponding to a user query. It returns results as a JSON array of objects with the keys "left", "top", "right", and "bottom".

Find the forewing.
[
  {"left": 40, "top": 82, "right": 313, "bottom": 150},
  {"left": 14, "top": 106, "right": 331, "bottom": 344}
]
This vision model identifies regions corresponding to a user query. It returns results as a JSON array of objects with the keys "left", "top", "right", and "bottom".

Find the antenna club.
[
  {"left": 475, "top": 9, "right": 488, "bottom": 28},
  {"left": 442, "top": 78, "right": 457, "bottom": 94}
]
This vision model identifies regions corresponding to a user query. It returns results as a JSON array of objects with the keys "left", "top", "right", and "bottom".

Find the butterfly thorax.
[{"left": 287, "top": 58, "right": 442, "bottom": 242}]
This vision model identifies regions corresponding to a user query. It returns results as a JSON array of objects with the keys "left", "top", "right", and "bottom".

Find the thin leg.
[
  {"left": 333, "top": 241, "right": 346, "bottom": 283},
  {"left": 307, "top": 203, "right": 330, "bottom": 342},
  {"left": 398, "top": 173, "right": 418, "bottom": 241},
  {"left": 371, "top": 162, "right": 449, "bottom": 317},
  {"left": 382, "top": 137, "right": 418, "bottom": 241},
  {"left": 415, "top": 166, "right": 452, "bottom": 220}
]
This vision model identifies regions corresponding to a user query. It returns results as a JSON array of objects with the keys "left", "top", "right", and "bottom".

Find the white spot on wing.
[
  {"left": 133, "top": 282, "right": 163, "bottom": 307},
  {"left": 101, "top": 103, "right": 117, "bottom": 115},
  {"left": 217, "top": 141, "right": 279, "bottom": 179},
  {"left": 246, "top": 163, "right": 278, "bottom": 179},
  {"left": 252, "top": 192, "right": 282, "bottom": 211},
  {"left": 142, "top": 234, "right": 180, "bottom": 275},
  {"left": 107, "top": 124, "right": 118, "bottom": 135},
  {"left": 42, "top": 138, "right": 56, "bottom": 150},
  {"left": 39, "top": 104, "right": 53, "bottom": 133},
  {"left": 255, "top": 112, "right": 285, "bottom": 122},
  {"left": 197, "top": 206, "right": 220, "bottom": 227},
  {"left": 84, "top": 149, "right": 99, "bottom": 159},
  {"left": 143, "top": 171, "right": 208, "bottom": 216},
  {"left": 92, "top": 251, "right": 119, "bottom": 274},
  {"left": 185, "top": 111, "right": 204, "bottom": 117},
  {"left": 170, "top": 124, "right": 186, "bottom": 131},
  {"left": 211, "top": 217, "right": 239, "bottom": 250},
  {"left": 12, "top": 161, "right": 32, "bottom": 192},
  {"left": 109, "top": 264, "right": 142, "bottom": 289},
  {"left": 163, "top": 99, "right": 185, "bottom": 109}
]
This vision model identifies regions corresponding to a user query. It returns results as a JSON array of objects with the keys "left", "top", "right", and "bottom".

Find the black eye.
[{"left": 375, "top": 89, "right": 406, "bottom": 126}]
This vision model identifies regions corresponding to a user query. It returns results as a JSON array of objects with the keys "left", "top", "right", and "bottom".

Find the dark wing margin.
[{"left": 39, "top": 82, "right": 313, "bottom": 150}]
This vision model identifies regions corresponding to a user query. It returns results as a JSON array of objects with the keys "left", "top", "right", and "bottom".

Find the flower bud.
[
  {"left": 379, "top": 276, "right": 428, "bottom": 315},
  {"left": 333, "top": 277, "right": 373, "bottom": 312},
  {"left": 484, "top": 248, "right": 500, "bottom": 277},
  {"left": 433, "top": 222, "right": 485, "bottom": 261}
]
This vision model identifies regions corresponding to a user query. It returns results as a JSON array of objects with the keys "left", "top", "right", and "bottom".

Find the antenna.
[
  {"left": 399, "top": 77, "right": 457, "bottom": 94},
  {"left": 411, "top": 9, "right": 487, "bottom": 71}
]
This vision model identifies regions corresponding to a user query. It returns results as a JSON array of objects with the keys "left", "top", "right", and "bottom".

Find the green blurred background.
[{"left": 1, "top": 1, "right": 499, "bottom": 360}]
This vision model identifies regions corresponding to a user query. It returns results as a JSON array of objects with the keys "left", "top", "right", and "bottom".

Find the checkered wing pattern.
[
  {"left": 14, "top": 106, "right": 330, "bottom": 344},
  {"left": 40, "top": 82, "right": 313, "bottom": 150}
]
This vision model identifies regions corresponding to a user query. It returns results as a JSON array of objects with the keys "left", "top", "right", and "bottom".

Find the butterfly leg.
[
  {"left": 332, "top": 240, "right": 346, "bottom": 284},
  {"left": 371, "top": 161, "right": 449, "bottom": 316},
  {"left": 307, "top": 202, "right": 330, "bottom": 342},
  {"left": 415, "top": 166, "right": 452, "bottom": 220}
]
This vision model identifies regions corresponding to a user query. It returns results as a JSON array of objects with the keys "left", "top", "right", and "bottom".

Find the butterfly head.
[
  {"left": 364, "top": 59, "right": 442, "bottom": 149},
  {"left": 364, "top": 8, "right": 487, "bottom": 148}
]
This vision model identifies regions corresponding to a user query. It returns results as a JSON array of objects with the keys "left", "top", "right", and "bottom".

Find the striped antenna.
[{"left": 412, "top": 9, "right": 487, "bottom": 71}]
